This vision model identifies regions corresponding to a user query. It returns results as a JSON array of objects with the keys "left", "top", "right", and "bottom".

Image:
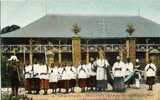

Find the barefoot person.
[{"left": 145, "top": 60, "right": 157, "bottom": 90}]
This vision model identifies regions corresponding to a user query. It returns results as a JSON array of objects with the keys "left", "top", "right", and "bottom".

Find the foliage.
[{"left": 0, "top": 25, "right": 20, "bottom": 34}]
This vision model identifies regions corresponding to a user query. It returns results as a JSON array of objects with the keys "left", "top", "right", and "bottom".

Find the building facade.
[{"left": 1, "top": 14, "right": 160, "bottom": 66}]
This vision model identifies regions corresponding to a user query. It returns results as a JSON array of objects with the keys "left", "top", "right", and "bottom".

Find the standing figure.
[
  {"left": 49, "top": 63, "right": 59, "bottom": 94},
  {"left": 8, "top": 55, "right": 20, "bottom": 96},
  {"left": 86, "top": 59, "right": 96, "bottom": 91},
  {"left": 112, "top": 56, "right": 125, "bottom": 92},
  {"left": 69, "top": 64, "right": 77, "bottom": 93},
  {"left": 78, "top": 63, "right": 88, "bottom": 92},
  {"left": 144, "top": 60, "right": 157, "bottom": 90},
  {"left": 32, "top": 61, "right": 41, "bottom": 94},
  {"left": 94, "top": 57, "right": 109, "bottom": 91},
  {"left": 40, "top": 62, "right": 49, "bottom": 95},
  {"left": 61, "top": 65, "right": 71, "bottom": 93},
  {"left": 24, "top": 63, "right": 32, "bottom": 94},
  {"left": 134, "top": 59, "right": 142, "bottom": 88},
  {"left": 125, "top": 58, "right": 134, "bottom": 88},
  {"left": 57, "top": 64, "right": 63, "bottom": 93}
]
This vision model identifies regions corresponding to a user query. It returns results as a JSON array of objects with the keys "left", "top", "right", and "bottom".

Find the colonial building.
[{"left": 1, "top": 14, "right": 160, "bottom": 66}]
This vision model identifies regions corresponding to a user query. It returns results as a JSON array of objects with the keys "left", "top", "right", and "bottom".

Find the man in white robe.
[
  {"left": 86, "top": 60, "right": 96, "bottom": 91},
  {"left": 78, "top": 63, "right": 88, "bottom": 92},
  {"left": 125, "top": 58, "right": 134, "bottom": 88},
  {"left": 33, "top": 62, "right": 41, "bottom": 94},
  {"left": 144, "top": 60, "right": 157, "bottom": 90},
  {"left": 24, "top": 63, "right": 32, "bottom": 94},
  {"left": 49, "top": 63, "right": 59, "bottom": 94},
  {"left": 61, "top": 65, "right": 71, "bottom": 93},
  {"left": 57, "top": 64, "right": 63, "bottom": 93},
  {"left": 69, "top": 65, "right": 77, "bottom": 92},
  {"left": 112, "top": 56, "right": 125, "bottom": 92},
  {"left": 94, "top": 58, "right": 109, "bottom": 91},
  {"left": 39, "top": 62, "right": 49, "bottom": 95}
]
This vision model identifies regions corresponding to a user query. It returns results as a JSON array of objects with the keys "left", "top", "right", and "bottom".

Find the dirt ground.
[{"left": 26, "top": 83, "right": 160, "bottom": 100}]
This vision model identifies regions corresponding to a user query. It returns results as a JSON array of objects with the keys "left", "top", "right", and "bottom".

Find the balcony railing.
[{"left": 0, "top": 44, "right": 160, "bottom": 53}]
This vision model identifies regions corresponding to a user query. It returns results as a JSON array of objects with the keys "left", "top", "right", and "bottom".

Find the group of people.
[{"left": 8, "top": 54, "right": 157, "bottom": 96}]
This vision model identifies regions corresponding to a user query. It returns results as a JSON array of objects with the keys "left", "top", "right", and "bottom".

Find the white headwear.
[
  {"left": 8, "top": 55, "right": 19, "bottom": 62},
  {"left": 136, "top": 59, "right": 139, "bottom": 63},
  {"left": 116, "top": 56, "right": 120, "bottom": 60}
]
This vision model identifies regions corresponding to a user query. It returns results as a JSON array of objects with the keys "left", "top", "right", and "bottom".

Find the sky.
[{"left": 1, "top": 0, "right": 160, "bottom": 28}]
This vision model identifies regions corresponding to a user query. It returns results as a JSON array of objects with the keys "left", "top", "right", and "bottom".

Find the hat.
[
  {"left": 136, "top": 59, "right": 139, "bottom": 62},
  {"left": 8, "top": 55, "right": 19, "bottom": 62},
  {"left": 116, "top": 56, "right": 120, "bottom": 60}
]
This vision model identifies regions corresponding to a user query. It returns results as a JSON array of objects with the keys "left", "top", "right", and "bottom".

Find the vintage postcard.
[{"left": 1, "top": 0, "right": 160, "bottom": 100}]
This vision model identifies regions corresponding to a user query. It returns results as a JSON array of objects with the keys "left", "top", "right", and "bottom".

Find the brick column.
[
  {"left": 126, "top": 38, "right": 136, "bottom": 64},
  {"left": 72, "top": 34, "right": 81, "bottom": 66}
]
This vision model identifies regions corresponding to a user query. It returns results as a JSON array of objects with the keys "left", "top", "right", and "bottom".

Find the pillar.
[
  {"left": 98, "top": 47, "right": 104, "bottom": 59},
  {"left": 47, "top": 48, "right": 55, "bottom": 67},
  {"left": 72, "top": 34, "right": 81, "bottom": 66},
  {"left": 145, "top": 50, "right": 149, "bottom": 63},
  {"left": 86, "top": 51, "right": 89, "bottom": 64},
  {"left": 126, "top": 38, "right": 136, "bottom": 64},
  {"left": 29, "top": 39, "right": 33, "bottom": 65},
  {"left": 58, "top": 49, "right": 62, "bottom": 64}
]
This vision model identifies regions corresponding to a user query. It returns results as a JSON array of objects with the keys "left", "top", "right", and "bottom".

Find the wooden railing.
[{"left": 0, "top": 44, "right": 160, "bottom": 53}]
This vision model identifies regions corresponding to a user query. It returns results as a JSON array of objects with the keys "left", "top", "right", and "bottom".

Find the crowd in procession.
[{"left": 7, "top": 55, "right": 157, "bottom": 96}]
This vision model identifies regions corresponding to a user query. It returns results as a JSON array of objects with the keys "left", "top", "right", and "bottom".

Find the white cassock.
[
  {"left": 86, "top": 63, "right": 96, "bottom": 77},
  {"left": 78, "top": 64, "right": 88, "bottom": 79},
  {"left": 78, "top": 64, "right": 88, "bottom": 88},
  {"left": 95, "top": 59, "right": 109, "bottom": 80},
  {"left": 112, "top": 61, "right": 125, "bottom": 91},
  {"left": 144, "top": 63, "right": 157, "bottom": 85},
  {"left": 125, "top": 62, "right": 134, "bottom": 76},
  {"left": 112, "top": 61, "right": 125, "bottom": 78},
  {"left": 58, "top": 67, "right": 63, "bottom": 80},
  {"left": 24, "top": 64, "right": 32, "bottom": 79},
  {"left": 70, "top": 66, "right": 77, "bottom": 80},
  {"left": 39, "top": 64, "right": 49, "bottom": 80},
  {"left": 145, "top": 63, "right": 157, "bottom": 77},
  {"left": 49, "top": 66, "right": 59, "bottom": 83},
  {"left": 33, "top": 64, "right": 40, "bottom": 78},
  {"left": 62, "top": 66, "right": 71, "bottom": 80}
]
